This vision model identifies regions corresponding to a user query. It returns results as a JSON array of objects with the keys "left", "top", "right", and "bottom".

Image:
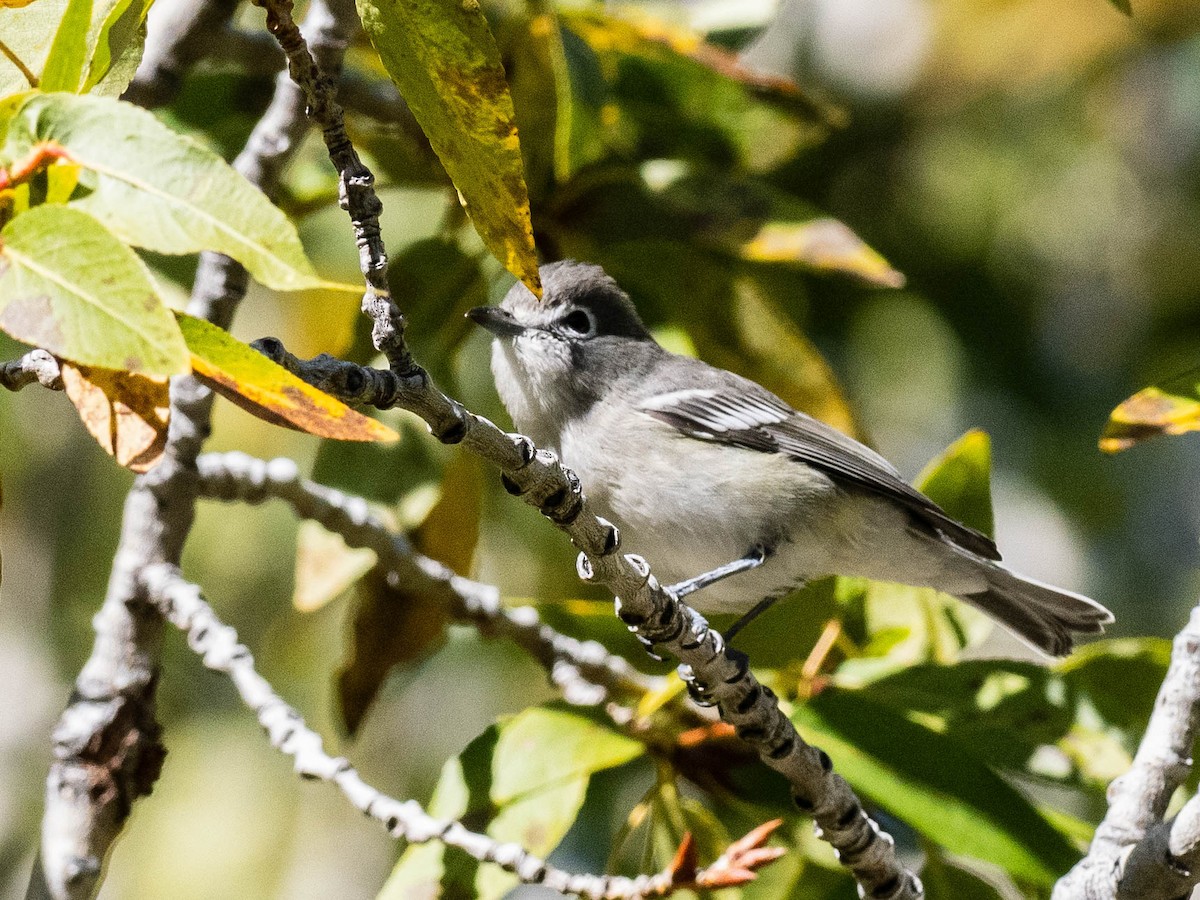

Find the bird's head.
[{"left": 468, "top": 260, "right": 657, "bottom": 440}]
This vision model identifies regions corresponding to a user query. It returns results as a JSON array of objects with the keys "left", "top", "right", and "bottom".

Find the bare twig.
[
  {"left": 137, "top": 564, "right": 782, "bottom": 900},
  {"left": 192, "top": 450, "right": 658, "bottom": 705},
  {"left": 1054, "top": 601, "right": 1200, "bottom": 899},
  {"left": 0, "top": 350, "right": 62, "bottom": 392},
  {"left": 250, "top": 0, "right": 921, "bottom": 894}
]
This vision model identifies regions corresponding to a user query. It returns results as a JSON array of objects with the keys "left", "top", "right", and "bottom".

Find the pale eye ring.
[{"left": 560, "top": 308, "right": 596, "bottom": 336}]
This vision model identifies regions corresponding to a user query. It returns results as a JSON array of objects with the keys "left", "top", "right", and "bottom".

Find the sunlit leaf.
[
  {"left": 61, "top": 361, "right": 168, "bottom": 471},
  {"left": 3, "top": 93, "right": 340, "bottom": 291},
  {"left": 39, "top": 0, "right": 90, "bottom": 92},
  {"left": 0, "top": 1, "right": 65, "bottom": 94},
  {"left": 356, "top": 0, "right": 541, "bottom": 296},
  {"left": 835, "top": 576, "right": 990, "bottom": 671},
  {"left": 855, "top": 659, "right": 1072, "bottom": 770},
  {"left": 176, "top": 313, "right": 399, "bottom": 442},
  {"left": 1101, "top": 383, "right": 1200, "bottom": 452},
  {"left": 793, "top": 689, "right": 1080, "bottom": 885},
  {"left": 0, "top": 205, "right": 189, "bottom": 374},
  {"left": 85, "top": 18, "right": 143, "bottom": 98},
  {"left": 560, "top": 11, "right": 836, "bottom": 173},
  {"left": 82, "top": 0, "right": 152, "bottom": 92},
  {"left": 292, "top": 520, "right": 376, "bottom": 612},
  {"left": 379, "top": 706, "right": 642, "bottom": 900},
  {"left": 741, "top": 219, "right": 905, "bottom": 288},
  {"left": 915, "top": 429, "right": 995, "bottom": 539}
]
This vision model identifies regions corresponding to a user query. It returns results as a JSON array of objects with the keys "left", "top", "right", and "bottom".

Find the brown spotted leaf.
[
  {"left": 61, "top": 362, "right": 169, "bottom": 472},
  {"left": 1101, "top": 383, "right": 1200, "bottom": 452},
  {"left": 176, "top": 313, "right": 398, "bottom": 443},
  {"left": 356, "top": 0, "right": 540, "bottom": 296}
]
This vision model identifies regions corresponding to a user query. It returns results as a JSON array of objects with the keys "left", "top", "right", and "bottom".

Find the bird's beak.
[{"left": 467, "top": 306, "right": 527, "bottom": 337}]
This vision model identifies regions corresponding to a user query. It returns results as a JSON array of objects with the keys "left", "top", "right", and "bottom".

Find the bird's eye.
[{"left": 560, "top": 309, "right": 595, "bottom": 336}]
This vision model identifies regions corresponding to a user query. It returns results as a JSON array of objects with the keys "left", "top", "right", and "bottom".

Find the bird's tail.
[{"left": 960, "top": 565, "right": 1113, "bottom": 657}]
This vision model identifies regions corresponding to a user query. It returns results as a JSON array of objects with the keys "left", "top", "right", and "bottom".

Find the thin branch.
[
  {"left": 252, "top": 0, "right": 403, "bottom": 366},
  {"left": 35, "top": 3, "right": 352, "bottom": 898},
  {"left": 0, "top": 350, "right": 63, "bottom": 392},
  {"left": 192, "top": 450, "right": 658, "bottom": 705},
  {"left": 1055, "top": 601, "right": 1200, "bottom": 899},
  {"left": 250, "top": 1, "right": 921, "bottom": 894},
  {"left": 137, "top": 564, "right": 782, "bottom": 900}
]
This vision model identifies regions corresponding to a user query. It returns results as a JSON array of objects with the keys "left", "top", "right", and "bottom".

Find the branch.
[
  {"left": 249, "top": 2, "right": 921, "bottom": 893},
  {"left": 35, "top": 3, "right": 351, "bottom": 897},
  {"left": 1054, "top": 601, "right": 1200, "bottom": 899},
  {"left": 0, "top": 350, "right": 62, "bottom": 391},
  {"left": 192, "top": 450, "right": 658, "bottom": 705},
  {"left": 137, "top": 564, "right": 782, "bottom": 900},
  {"left": 124, "top": 0, "right": 241, "bottom": 108}
]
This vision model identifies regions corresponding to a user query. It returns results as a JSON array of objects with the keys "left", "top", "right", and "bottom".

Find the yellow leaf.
[
  {"left": 741, "top": 220, "right": 905, "bottom": 289},
  {"left": 176, "top": 313, "right": 399, "bottom": 443},
  {"left": 61, "top": 362, "right": 169, "bottom": 472},
  {"left": 293, "top": 520, "right": 377, "bottom": 612},
  {"left": 1100, "top": 385, "right": 1200, "bottom": 452},
  {"left": 357, "top": 0, "right": 541, "bottom": 296}
]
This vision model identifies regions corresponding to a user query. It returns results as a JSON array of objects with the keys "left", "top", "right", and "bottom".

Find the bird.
[{"left": 467, "top": 260, "right": 1113, "bottom": 656}]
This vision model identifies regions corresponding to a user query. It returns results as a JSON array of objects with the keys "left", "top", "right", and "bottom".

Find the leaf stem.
[{"left": 0, "top": 37, "right": 38, "bottom": 88}]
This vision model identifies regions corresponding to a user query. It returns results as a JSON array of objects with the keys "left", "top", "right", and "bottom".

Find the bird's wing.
[{"left": 638, "top": 386, "right": 1000, "bottom": 560}]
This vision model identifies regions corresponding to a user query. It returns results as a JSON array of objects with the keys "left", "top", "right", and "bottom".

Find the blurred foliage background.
[{"left": 5, "top": 0, "right": 1200, "bottom": 897}]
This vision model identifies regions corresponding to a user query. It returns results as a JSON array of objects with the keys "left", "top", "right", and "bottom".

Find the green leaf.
[
  {"left": 1101, "top": 376, "right": 1200, "bottom": 452},
  {"left": 39, "top": 0, "right": 92, "bottom": 92},
  {"left": 0, "top": 204, "right": 188, "bottom": 374},
  {"left": 356, "top": 0, "right": 541, "bottom": 296},
  {"left": 0, "top": 1, "right": 67, "bottom": 96},
  {"left": 81, "top": 0, "right": 152, "bottom": 92},
  {"left": 4, "top": 93, "right": 335, "bottom": 291},
  {"left": 1058, "top": 638, "right": 1171, "bottom": 735},
  {"left": 379, "top": 706, "right": 643, "bottom": 900},
  {"left": 793, "top": 689, "right": 1080, "bottom": 885},
  {"left": 175, "top": 312, "right": 399, "bottom": 442},
  {"left": 856, "top": 660, "right": 1073, "bottom": 770},
  {"left": 915, "top": 429, "right": 995, "bottom": 539},
  {"left": 1106, "top": 0, "right": 1132, "bottom": 15},
  {"left": 835, "top": 576, "right": 991, "bottom": 670},
  {"left": 637, "top": 165, "right": 903, "bottom": 288},
  {"left": 559, "top": 12, "right": 838, "bottom": 174}
]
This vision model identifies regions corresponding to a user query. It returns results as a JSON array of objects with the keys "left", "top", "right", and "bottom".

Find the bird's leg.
[
  {"left": 665, "top": 544, "right": 769, "bottom": 600},
  {"left": 723, "top": 595, "right": 782, "bottom": 643}
]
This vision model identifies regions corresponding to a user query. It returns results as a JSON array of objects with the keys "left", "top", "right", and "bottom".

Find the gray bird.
[{"left": 468, "top": 260, "right": 1113, "bottom": 655}]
